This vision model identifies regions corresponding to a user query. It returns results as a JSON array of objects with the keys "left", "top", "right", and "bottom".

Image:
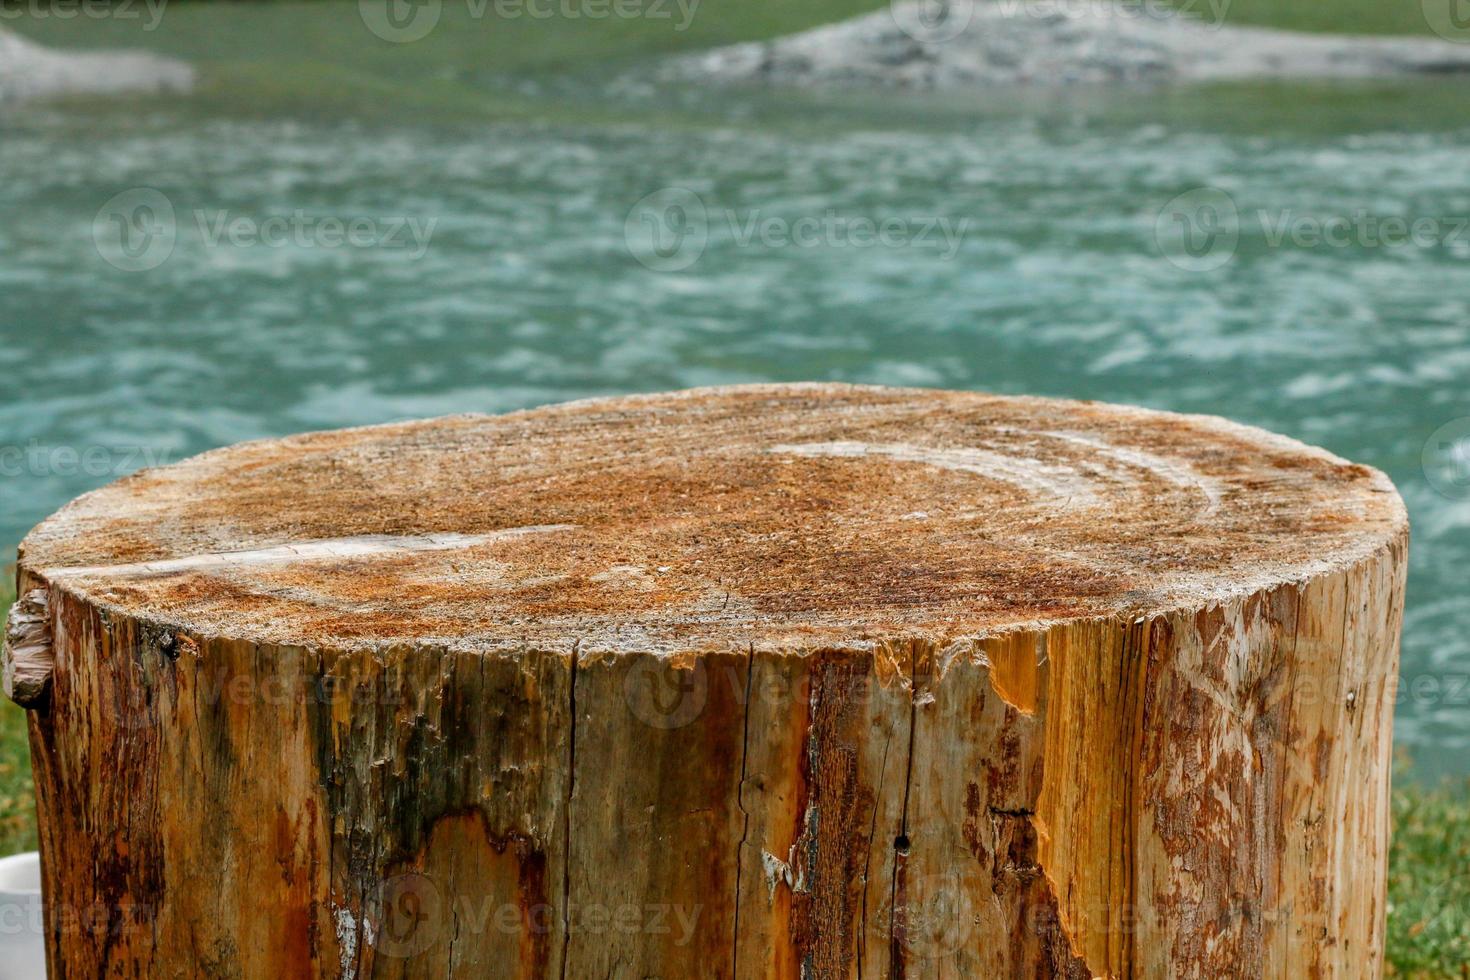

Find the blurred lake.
[{"left": 2, "top": 6, "right": 1468, "bottom": 777}]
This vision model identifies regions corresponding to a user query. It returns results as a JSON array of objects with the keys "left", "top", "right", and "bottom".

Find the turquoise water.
[{"left": 2, "top": 33, "right": 1468, "bottom": 775}]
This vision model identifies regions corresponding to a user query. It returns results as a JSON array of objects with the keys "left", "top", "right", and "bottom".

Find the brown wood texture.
[{"left": 8, "top": 384, "right": 1407, "bottom": 978}]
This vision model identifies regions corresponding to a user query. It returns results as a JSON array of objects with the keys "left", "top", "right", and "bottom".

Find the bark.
[{"left": 6, "top": 384, "right": 1407, "bottom": 978}]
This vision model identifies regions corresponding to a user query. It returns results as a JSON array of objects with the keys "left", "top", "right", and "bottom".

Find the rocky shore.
[
  {"left": 665, "top": 0, "right": 1470, "bottom": 89},
  {"left": 0, "top": 26, "right": 193, "bottom": 105}
]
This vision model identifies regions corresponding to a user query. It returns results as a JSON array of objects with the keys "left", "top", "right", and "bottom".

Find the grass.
[
  {"left": 6, "top": 0, "right": 1458, "bottom": 129},
  {"left": 0, "top": 588, "right": 1463, "bottom": 969},
  {"left": 1175, "top": 0, "right": 1442, "bottom": 36},
  {"left": 1388, "top": 778, "right": 1470, "bottom": 976},
  {"left": 6, "top": 0, "right": 892, "bottom": 120}
]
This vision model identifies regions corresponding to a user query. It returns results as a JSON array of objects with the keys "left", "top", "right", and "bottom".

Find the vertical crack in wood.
[
  {"left": 1120, "top": 617, "right": 1146, "bottom": 978},
  {"left": 1023, "top": 625, "right": 1134, "bottom": 975},
  {"left": 731, "top": 645, "right": 754, "bottom": 980},
  {"left": 856, "top": 730, "right": 893, "bottom": 980},
  {"left": 887, "top": 643, "right": 920, "bottom": 978},
  {"left": 558, "top": 642, "right": 579, "bottom": 980},
  {"left": 1273, "top": 585, "right": 1306, "bottom": 973}
]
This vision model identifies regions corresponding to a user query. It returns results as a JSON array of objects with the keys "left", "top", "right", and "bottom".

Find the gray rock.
[
  {"left": 0, "top": 26, "right": 193, "bottom": 106},
  {"left": 661, "top": 0, "right": 1470, "bottom": 90}
]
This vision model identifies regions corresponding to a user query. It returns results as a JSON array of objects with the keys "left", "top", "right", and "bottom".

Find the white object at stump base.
[{"left": 0, "top": 853, "right": 45, "bottom": 980}]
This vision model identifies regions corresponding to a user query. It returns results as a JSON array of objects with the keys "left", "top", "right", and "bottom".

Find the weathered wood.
[
  {"left": 11, "top": 384, "right": 1407, "bottom": 978},
  {"left": 3, "top": 589, "right": 53, "bottom": 709}
]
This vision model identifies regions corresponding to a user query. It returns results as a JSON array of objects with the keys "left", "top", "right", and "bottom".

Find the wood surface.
[{"left": 6, "top": 384, "right": 1408, "bottom": 978}]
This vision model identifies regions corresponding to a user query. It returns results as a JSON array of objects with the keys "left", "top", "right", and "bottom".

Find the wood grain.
[{"left": 8, "top": 384, "right": 1407, "bottom": 978}]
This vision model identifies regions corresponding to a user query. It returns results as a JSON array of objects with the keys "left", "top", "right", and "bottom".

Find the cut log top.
[{"left": 18, "top": 384, "right": 1405, "bottom": 654}]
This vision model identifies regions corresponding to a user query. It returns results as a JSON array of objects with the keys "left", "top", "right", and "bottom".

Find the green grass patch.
[
  {"left": 1176, "top": 0, "right": 1440, "bottom": 36},
  {"left": 5, "top": 0, "right": 891, "bottom": 119},
  {"left": 1388, "top": 776, "right": 1470, "bottom": 976},
  {"left": 8, "top": 0, "right": 889, "bottom": 70},
  {"left": 8, "top": 0, "right": 1462, "bottom": 126}
]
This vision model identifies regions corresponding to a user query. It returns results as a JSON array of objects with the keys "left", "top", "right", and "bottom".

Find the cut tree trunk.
[{"left": 6, "top": 384, "right": 1407, "bottom": 979}]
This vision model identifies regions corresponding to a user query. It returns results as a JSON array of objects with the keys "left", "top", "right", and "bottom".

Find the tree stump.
[{"left": 7, "top": 384, "right": 1407, "bottom": 979}]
